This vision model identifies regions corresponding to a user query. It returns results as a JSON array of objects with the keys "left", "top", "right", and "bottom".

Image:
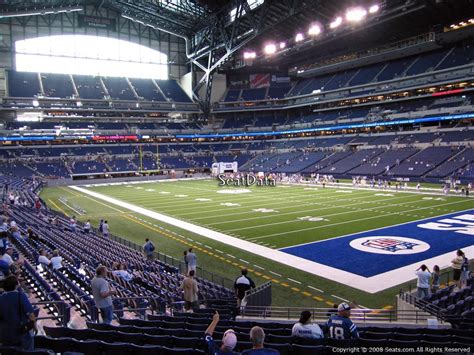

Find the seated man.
[
  {"left": 327, "top": 303, "right": 359, "bottom": 340},
  {"left": 37, "top": 249, "right": 51, "bottom": 268},
  {"left": 241, "top": 326, "right": 279, "bottom": 355},
  {"left": 204, "top": 311, "right": 238, "bottom": 354}
]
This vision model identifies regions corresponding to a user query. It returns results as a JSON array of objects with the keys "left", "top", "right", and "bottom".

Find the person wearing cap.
[
  {"left": 204, "top": 311, "right": 238, "bottom": 354},
  {"left": 241, "top": 326, "right": 279, "bottom": 354},
  {"left": 327, "top": 303, "right": 359, "bottom": 340},
  {"left": 292, "top": 310, "right": 323, "bottom": 339}
]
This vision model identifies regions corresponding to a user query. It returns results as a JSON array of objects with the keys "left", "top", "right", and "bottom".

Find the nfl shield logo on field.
[{"left": 350, "top": 236, "right": 430, "bottom": 255}]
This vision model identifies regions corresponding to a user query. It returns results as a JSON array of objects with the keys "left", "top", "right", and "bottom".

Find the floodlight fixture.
[
  {"left": 330, "top": 16, "right": 343, "bottom": 29},
  {"left": 264, "top": 43, "right": 277, "bottom": 55},
  {"left": 279, "top": 41, "right": 286, "bottom": 49},
  {"left": 369, "top": 4, "right": 380, "bottom": 14},
  {"left": 243, "top": 51, "right": 256, "bottom": 59},
  {"left": 308, "top": 24, "right": 321, "bottom": 36},
  {"left": 346, "top": 7, "right": 367, "bottom": 22},
  {"left": 295, "top": 33, "right": 304, "bottom": 42}
]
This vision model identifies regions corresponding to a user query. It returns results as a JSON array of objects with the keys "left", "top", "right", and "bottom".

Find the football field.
[{"left": 41, "top": 178, "right": 474, "bottom": 308}]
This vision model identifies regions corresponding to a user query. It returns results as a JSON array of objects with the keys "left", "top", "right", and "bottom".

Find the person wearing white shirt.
[
  {"left": 112, "top": 263, "right": 133, "bottom": 282},
  {"left": 50, "top": 250, "right": 63, "bottom": 270},
  {"left": 416, "top": 264, "right": 431, "bottom": 299},
  {"left": 38, "top": 249, "right": 51, "bottom": 267},
  {"left": 292, "top": 310, "right": 324, "bottom": 339},
  {"left": 83, "top": 220, "right": 91, "bottom": 233}
]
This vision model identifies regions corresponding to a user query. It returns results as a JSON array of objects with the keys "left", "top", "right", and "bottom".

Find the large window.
[{"left": 15, "top": 35, "right": 168, "bottom": 79}]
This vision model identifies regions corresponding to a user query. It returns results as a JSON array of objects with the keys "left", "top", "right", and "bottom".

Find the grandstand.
[{"left": 0, "top": 0, "right": 473, "bottom": 354}]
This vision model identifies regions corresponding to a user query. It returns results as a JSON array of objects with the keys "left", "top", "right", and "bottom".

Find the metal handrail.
[
  {"left": 32, "top": 300, "right": 70, "bottom": 327},
  {"left": 238, "top": 305, "right": 443, "bottom": 324}
]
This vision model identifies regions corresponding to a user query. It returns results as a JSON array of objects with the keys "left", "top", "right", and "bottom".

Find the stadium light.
[
  {"left": 295, "top": 33, "right": 304, "bottom": 42},
  {"left": 76, "top": 101, "right": 82, "bottom": 107},
  {"left": 243, "top": 51, "right": 256, "bottom": 59},
  {"left": 308, "top": 24, "right": 321, "bottom": 36},
  {"left": 330, "top": 16, "right": 343, "bottom": 29},
  {"left": 279, "top": 41, "right": 286, "bottom": 49},
  {"left": 264, "top": 43, "right": 277, "bottom": 55},
  {"left": 346, "top": 7, "right": 367, "bottom": 22},
  {"left": 369, "top": 4, "right": 380, "bottom": 14},
  {"left": 32, "top": 100, "right": 39, "bottom": 107}
]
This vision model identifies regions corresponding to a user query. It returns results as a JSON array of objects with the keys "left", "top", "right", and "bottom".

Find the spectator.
[
  {"left": 234, "top": 269, "right": 256, "bottom": 307},
  {"left": 186, "top": 248, "right": 197, "bottom": 274},
  {"left": 34, "top": 199, "right": 41, "bottom": 213},
  {"left": 204, "top": 311, "right": 238, "bottom": 354},
  {"left": 452, "top": 249, "right": 464, "bottom": 289},
  {"left": 83, "top": 219, "right": 91, "bottom": 233},
  {"left": 0, "top": 275, "right": 36, "bottom": 350},
  {"left": 91, "top": 265, "right": 116, "bottom": 324},
  {"left": 327, "top": 303, "right": 359, "bottom": 340},
  {"left": 292, "top": 310, "right": 323, "bottom": 339},
  {"left": 102, "top": 220, "right": 109, "bottom": 238},
  {"left": 184, "top": 250, "right": 188, "bottom": 273},
  {"left": 113, "top": 263, "right": 134, "bottom": 282},
  {"left": 460, "top": 253, "right": 470, "bottom": 289},
  {"left": 50, "top": 250, "right": 63, "bottom": 270},
  {"left": 98, "top": 219, "right": 104, "bottom": 234},
  {"left": 0, "top": 218, "right": 8, "bottom": 232},
  {"left": 416, "top": 264, "right": 431, "bottom": 299},
  {"left": 431, "top": 265, "right": 440, "bottom": 293},
  {"left": 69, "top": 216, "right": 76, "bottom": 232},
  {"left": 143, "top": 238, "right": 155, "bottom": 260},
  {"left": 241, "top": 326, "right": 279, "bottom": 354},
  {"left": 0, "top": 230, "right": 8, "bottom": 254},
  {"left": 181, "top": 269, "right": 199, "bottom": 311},
  {"left": 37, "top": 249, "right": 51, "bottom": 268},
  {"left": 2, "top": 247, "right": 14, "bottom": 266}
]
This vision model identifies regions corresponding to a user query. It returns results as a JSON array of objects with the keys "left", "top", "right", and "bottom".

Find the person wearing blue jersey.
[{"left": 327, "top": 303, "right": 359, "bottom": 340}]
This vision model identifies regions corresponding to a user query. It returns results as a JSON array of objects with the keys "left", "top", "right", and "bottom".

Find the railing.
[
  {"left": 241, "top": 281, "right": 272, "bottom": 317},
  {"left": 91, "top": 296, "right": 166, "bottom": 322},
  {"left": 398, "top": 290, "right": 447, "bottom": 322},
  {"left": 239, "top": 305, "right": 443, "bottom": 324},
  {"left": 33, "top": 300, "right": 70, "bottom": 327}
]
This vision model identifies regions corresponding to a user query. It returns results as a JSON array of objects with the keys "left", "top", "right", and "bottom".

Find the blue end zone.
[{"left": 281, "top": 210, "right": 474, "bottom": 277}]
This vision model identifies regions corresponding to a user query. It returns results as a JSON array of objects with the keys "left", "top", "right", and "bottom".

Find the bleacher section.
[
  {"left": 220, "top": 43, "right": 474, "bottom": 103},
  {"left": 6, "top": 71, "right": 192, "bottom": 103}
]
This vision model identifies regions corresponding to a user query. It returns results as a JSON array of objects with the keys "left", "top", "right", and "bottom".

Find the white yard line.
[
  {"left": 70, "top": 185, "right": 474, "bottom": 294},
  {"left": 225, "top": 194, "right": 426, "bottom": 232},
  {"left": 249, "top": 199, "right": 472, "bottom": 241}
]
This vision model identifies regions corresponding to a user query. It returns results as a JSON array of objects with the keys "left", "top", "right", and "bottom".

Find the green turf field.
[{"left": 40, "top": 179, "right": 473, "bottom": 309}]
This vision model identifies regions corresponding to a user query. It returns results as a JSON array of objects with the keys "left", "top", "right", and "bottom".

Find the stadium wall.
[{"left": 0, "top": 4, "right": 188, "bottom": 80}]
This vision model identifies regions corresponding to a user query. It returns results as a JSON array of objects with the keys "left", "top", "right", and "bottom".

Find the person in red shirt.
[{"left": 34, "top": 199, "right": 41, "bottom": 213}]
